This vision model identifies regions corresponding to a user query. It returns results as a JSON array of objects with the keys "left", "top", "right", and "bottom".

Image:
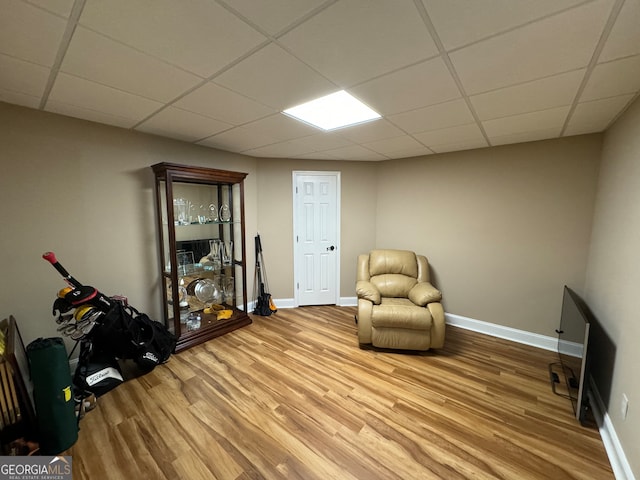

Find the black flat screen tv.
[{"left": 556, "top": 285, "right": 592, "bottom": 425}]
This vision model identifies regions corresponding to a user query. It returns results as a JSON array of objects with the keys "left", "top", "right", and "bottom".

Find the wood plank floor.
[{"left": 67, "top": 306, "right": 613, "bottom": 479}]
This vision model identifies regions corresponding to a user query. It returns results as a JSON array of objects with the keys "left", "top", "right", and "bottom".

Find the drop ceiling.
[{"left": 1, "top": 0, "right": 639, "bottom": 161}]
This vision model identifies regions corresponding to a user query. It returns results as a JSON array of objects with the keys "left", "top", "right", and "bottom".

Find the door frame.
[{"left": 292, "top": 170, "right": 341, "bottom": 307}]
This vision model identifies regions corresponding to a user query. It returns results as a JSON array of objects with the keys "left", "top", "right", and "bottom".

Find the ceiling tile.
[
  {"left": 243, "top": 140, "right": 315, "bottom": 159},
  {"left": 0, "top": 0, "right": 67, "bottom": 66},
  {"left": 136, "top": 107, "right": 232, "bottom": 142},
  {"left": 383, "top": 145, "right": 434, "bottom": 159},
  {"left": 363, "top": 135, "right": 427, "bottom": 156},
  {"left": 46, "top": 73, "right": 163, "bottom": 124},
  {"left": 483, "top": 105, "right": 569, "bottom": 138},
  {"left": 334, "top": 119, "right": 405, "bottom": 144},
  {"left": 279, "top": 0, "right": 438, "bottom": 86},
  {"left": 79, "top": 0, "right": 267, "bottom": 77},
  {"left": 449, "top": 0, "right": 614, "bottom": 95},
  {"left": 350, "top": 57, "right": 461, "bottom": 115},
  {"left": 414, "top": 123, "right": 485, "bottom": 147},
  {"left": 198, "top": 126, "right": 273, "bottom": 153},
  {"left": 246, "top": 131, "right": 354, "bottom": 158},
  {"left": 599, "top": 0, "right": 640, "bottom": 62},
  {"left": 199, "top": 113, "right": 318, "bottom": 152},
  {"left": 214, "top": 43, "right": 336, "bottom": 110},
  {"left": 0, "top": 53, "right": 49, "bottom": 98},
  {"left": 388, "top": 99, "right": 475, "bottom": 134},
  {"left": 174, "top": 82, "right": 276, "bottom": 125},
  {"left": 470, "top": 69, "right": 585, "bottom": 120},
  {"left": 45, "top": 100, "right": 139, "bottom": 128},
  {"left": 430, "top": 138, "right": 489, "bottom": 154},
  {"left": 322, "top": 144, "right": 387, "bottom": 161},
  {"left": 286, "top": 132, "right": 354, "bottom": 152},
  {"left": 564, "top": 94, "right": 635, "bottom": 136},
  {"left": 244, "top": 113, "right": 319, "bottom": 142},
  {"left": 0, "top": 89, "right": 41, "bottom": 109},
  {"left": 294, "top": 151, "right": 344, "bottom": 160},
  {"left": 423, "top": 0, "right": 587, "bottom": 50},
  {"left": 581, "top": 55, "right": 640, "bottom": 101},
  {"left": 61, "top": 27, "right": 203, "bottom": 102},
  {"left": 27, "top": 0, "right": 75, "bottom": 17},
  {"left": 221, "top": 0, "right": 328, "bottom": 35},
  {"left": 489, "top": 127, "right": 562, "bottom": 146}
]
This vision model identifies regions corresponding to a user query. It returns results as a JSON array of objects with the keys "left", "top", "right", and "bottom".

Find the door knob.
[{"left": 327, "top": 245, "right": 335, "bottom": 251}]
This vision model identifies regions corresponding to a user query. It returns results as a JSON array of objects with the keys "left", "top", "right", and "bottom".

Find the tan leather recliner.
[{"left": 356, "top": 249, "right": 445, "bottom": 351}]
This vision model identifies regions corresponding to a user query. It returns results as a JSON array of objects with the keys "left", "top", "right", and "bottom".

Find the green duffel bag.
[{"left": 27, "top": 337, "right": 78, "bottom": 454}]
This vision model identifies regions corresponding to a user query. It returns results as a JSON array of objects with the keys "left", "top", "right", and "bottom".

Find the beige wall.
[
  {"left": 0, "top": 101, "right": 603, "bottom": 339},
  {"left": 375, "top": 136, "right": 602, "bottom": 336},
  {"left": 585, "top": 96, "right": 640, "bottom": 477},
  {"left": 0, "top": 102, "right": 258, "bottom": 347},
  {"left": 253, "top": 137, "right": 602, "bottom": 340},
  {"left": 255, "top": 158, "right": 378, "bottom": 301}
]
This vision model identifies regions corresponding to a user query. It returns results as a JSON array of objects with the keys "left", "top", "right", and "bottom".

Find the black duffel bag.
[{"left": 89, "top": 302, "right": 177, "bottom": 371}]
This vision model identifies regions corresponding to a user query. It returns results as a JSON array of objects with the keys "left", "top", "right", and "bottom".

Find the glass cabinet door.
[{"left": 152, "top": 163, "right": 250, "bottom": 352}]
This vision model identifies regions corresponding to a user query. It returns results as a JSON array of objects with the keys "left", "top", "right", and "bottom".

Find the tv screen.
[{"left": 557, "top": 286, "right": 592, "bottom": 425}]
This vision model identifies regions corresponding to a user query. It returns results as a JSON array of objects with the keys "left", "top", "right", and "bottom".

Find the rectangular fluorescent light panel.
[{"left": 283, "top": 90, "right": 381, "bottom": 131}]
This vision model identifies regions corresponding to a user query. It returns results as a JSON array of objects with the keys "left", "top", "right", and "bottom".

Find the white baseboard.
[
  {"left": 335, "top": 303, "right": 561, "bottom": 353},
  {"left": 258, "top": 297, "right": 357, "bottom": 309},
  {"left": 340, "top": 296, "right": 357, "bottom": 307},
  {"left": 589, "top": 378, "right": 635, "bottom": 480},
  {"left": 444, "top": 312, "right": 559, "bottom": 352}
]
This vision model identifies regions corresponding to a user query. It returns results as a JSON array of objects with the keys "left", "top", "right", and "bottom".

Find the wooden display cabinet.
[{"left": 151, "top": 163, "right": 251, "bottom": 352}]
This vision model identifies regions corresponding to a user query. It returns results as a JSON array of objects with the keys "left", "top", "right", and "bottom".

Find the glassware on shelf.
[
  {"left": 178, "top": 285, "right": 188, "bottom": 306},
  {"left": 199, "top": 239, "right": 221, "bottom": 270},
  {"left": 167, "top": 284, "right": 188, "bottom": 305},
  {"left": 222, "top": 240, "right": 233, "bottom": 266},
  {"left": 212, "top": 275, "right": 224, "bottom": 304},
  {"left": 222, "top": 276, "right": 234, "bottom": 304},
  {"left": 219, "top": 203, "right": 231, "bottom": 222},
  {"left": 193, "top": 278, "right": 220, "bottom": 304},
  {"left": 186, "top": 312, "right": 201, "bottom": 331},
  {"left": 188, "top": 201, "right": 196, "bottom": 224},
  {"left": 197, "top": 205, "right": 209, "bottom": 224},
  {"left": 209, "top": 203, "right": 218, "bottom": 222},
  {"left": 173, "top": 198, "right": 189, "bottom": 225},
  {"left": 179, "top": 304, "right": 189, "bottom": 325},
  {"left": 176, "top": 250, "right": 195, "bottom": 275}
]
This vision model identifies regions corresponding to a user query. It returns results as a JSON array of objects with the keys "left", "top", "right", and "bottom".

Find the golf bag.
[{"left": 44, "top": 252, "right": 177, "bottom": 397}]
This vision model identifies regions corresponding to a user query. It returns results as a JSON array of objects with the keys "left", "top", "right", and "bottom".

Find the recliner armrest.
[
  {"left": 356, "top": 280, "right": 381, "bottom": 305},
  {"left": 408, "top": 282, "right": 442, "bottom": 306}
]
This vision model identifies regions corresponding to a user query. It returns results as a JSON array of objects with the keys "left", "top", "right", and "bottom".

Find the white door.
[{"left": 293, "top": 172, "right": 340, "bottom": 306}]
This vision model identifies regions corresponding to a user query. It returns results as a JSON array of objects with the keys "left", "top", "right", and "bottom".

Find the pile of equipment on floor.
[
  {"left": 42, "top": 251, "right": 177, "bottom": 397},
  {"left": 27, "top": 252, "right": 177, "bottom": 453},
  {"left": 26, "top": 252, "right": 177, "bottom": 455}
]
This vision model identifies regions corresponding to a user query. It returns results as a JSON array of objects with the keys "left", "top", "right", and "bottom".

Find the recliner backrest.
[
  {"left": 369, "top": 250, "right": 418, "bottom": 277},
  {"left": 368, "top": 250, "right": 419, "bottom": 298}
]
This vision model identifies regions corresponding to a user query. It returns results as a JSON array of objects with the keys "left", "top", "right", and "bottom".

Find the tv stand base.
[{"left": 548, "top": 362, "right": 577, "bottom": 401}]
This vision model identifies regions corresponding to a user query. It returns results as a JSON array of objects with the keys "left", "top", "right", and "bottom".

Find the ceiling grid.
[{"left": 1, "top": 0, "right": 638, "bottom": 160}]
